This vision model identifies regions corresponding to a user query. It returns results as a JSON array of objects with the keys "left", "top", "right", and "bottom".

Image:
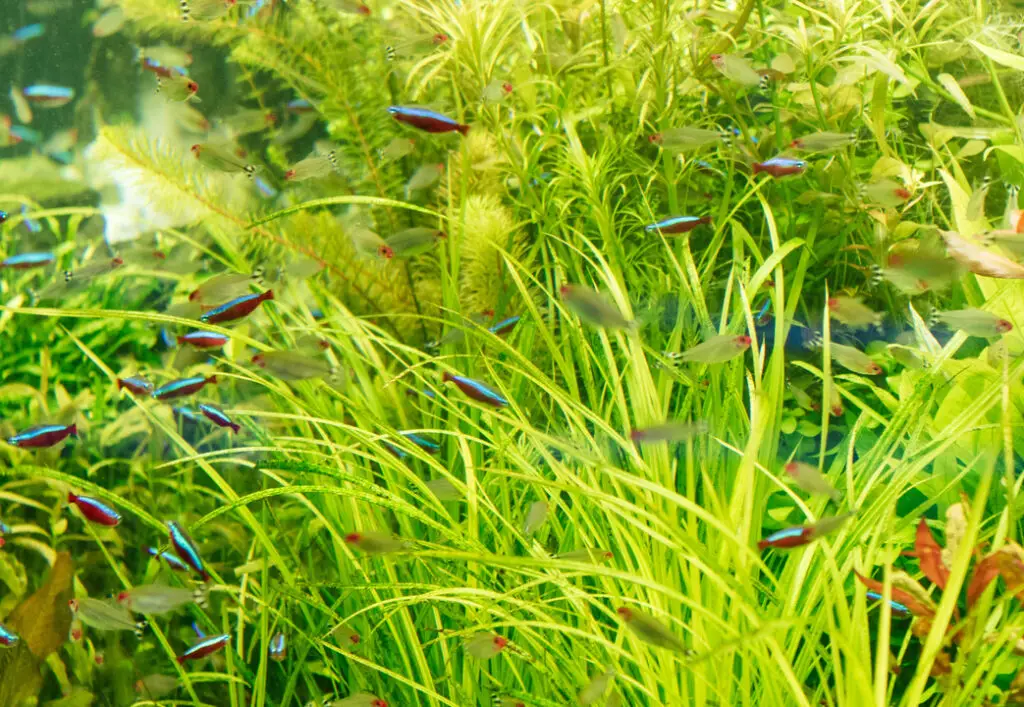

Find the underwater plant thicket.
[{"left": 9, "top": 0, "right": 1024, "bottom": 705}]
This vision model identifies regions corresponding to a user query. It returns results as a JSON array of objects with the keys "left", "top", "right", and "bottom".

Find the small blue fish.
[
  {"left": 442, "top": 372, "right": 508, "bottom": 408},
  {"left": 0, "top": 252, "right": 54, "bottom": 269},
  {"left": 10, "top": 126, "right": 41, "bottom": 144},
  {"left": 0, "top": 211, "right": 6, "bottom": 224},
  {"left": 20, "top": 205, "right": 41, "bottom": 234},
  {"left": 145, "top": 546, "right": 190, "bottom": 573},
  {"left": 177, "top": 633, "right": 229, "bottom": 664},
  {"left": 866, "top": 591, "right": 911, "bottom": 617},
  {"left": 198, "top": 403, "right": 240, "bottom": 432},
  {"left": 152, "top": 375, "right": 217, "bottom": 401},
  {"left": 167, "top": 521, "right": 210, "bottom": 581},
  {"left": 644, "top": 215, "right": 711, "bottom": 235},
  {"left": 287, "top": 98, "right": 313, "bottom": 114},
  {"left": 12, "top": 24, "right": 45, "bottom": 42},
  {"left": 400, "top": 431, "right": 440, "bottom": 452},
  {"left": 488, "top": 315, "right": 520, "bottom": 336},
  {"left": 7, "top": 422, "right": 77, "bottom": 448},
  {"left": 0, "top": 623, "right": 19, "bottom": 647},
  {"left": 269, "top": 631, "right": 286, "bottom": 661},
  {"left": 22, "top": 85, "right": 75, "bottom": 107},
  {"left": 752, "top": 156, "right": 806, "bottom": 178},
  {"left": 387, "top": 106, "right": 469, "bottom": 135},
  {"left": 173, "top": 406, "right": 204, "bottom": 424}
]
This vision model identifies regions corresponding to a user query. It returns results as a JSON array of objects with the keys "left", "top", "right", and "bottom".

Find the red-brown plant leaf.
[
  {"left": 967, "top": 552, "right": 1001, "bottom": 607},
  {"left": 996, "top": 544, "right": 1024, "bottom": 604},
  {"left": 855, "top": 571, "right": 936, "bottom": 618},
  {"left": 915, "top": 518, "right": 949, "bottom": 590},
  {"left": 930, "top": 650, "right": 952, "bottom": 676}
]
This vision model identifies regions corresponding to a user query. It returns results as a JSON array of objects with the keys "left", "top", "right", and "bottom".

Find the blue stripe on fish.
[
  {"left": 167, "top": 521, "right": 208, "bottom": 580},
  {"left": 1, "top": 252, "right": 54, "bottom": 268},
  {"left": 145, "top": 546, "right": 190, "bottom": 572},
  {"left": 445, "top": 373, "right": 509, "bottom": 407},
  {"left": 764, "top": 526, "right": 806, "bottom": 543},
  {"left": 488, "top": 316, "right": 520, "bottom": 336},
  {"left": 199, "top": 292, "right": 262, "bottom": 323},
  {"left": 400, "top": 431, "right": 440, "bottom": 452},
  {"left": 12, "top": 24, "right": 44, "bottom": 41},
  {"left": 866, "top": 591, "right": 910, "bottom": 616},
  {"left": 7, "top": 424, "right": 71, "bottom": 445},
  {"left": 0, "top": 623, "right": 19, "bottom": 647},
  {"left": 10, "top": 126, "right": 41, "bottom": 144},
  {"left": 23, "top": 85, "right": 74, "bottom": 100},
  {"left": 152, "top": 376, "right": 207, "bottom": 399}
]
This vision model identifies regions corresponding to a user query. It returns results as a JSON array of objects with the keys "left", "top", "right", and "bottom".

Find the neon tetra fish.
[
  {"left": 644, "top": 215, "right": 711, "bottom": 235},
  {"left": 167, "top": 520, "right": 210, "bottom": 581},
  {"left": 6, "top": 422, "right": 77, "bottom": 448},
  {"left": 152, "top": 375, "right": 217, "bottom": 401},
  {"left": 752, "top": 156, "right": 806, "bottom": 177},
  {"left": 442, "top": 372, "right": 508, "bottom": 408},
  {"left": 0, "top": 252, "right": 54, "bottom": 269},
  {"left": 117, "top": 376, "right": 154, "bottom": 396},
  {"left": 200, "top": 290, "right": 274, "bottom": 324},
  {"left": 67, "top": 493, "right": 121, "bottom": 526},
  {"left": 387, "top": 106, "right": 469, "bottom": 135}
]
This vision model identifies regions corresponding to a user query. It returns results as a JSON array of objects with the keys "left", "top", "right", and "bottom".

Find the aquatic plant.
[{"left": 6, "top": 0, "right": 1024, "bottom": 705}]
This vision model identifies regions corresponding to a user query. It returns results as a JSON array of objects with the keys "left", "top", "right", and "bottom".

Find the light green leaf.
[
  {"left": 970, "top": 40, "right": 1024, "bottom": 72},
  {"left": 937, "top": 73, "right": 976, "bottom": 119}
]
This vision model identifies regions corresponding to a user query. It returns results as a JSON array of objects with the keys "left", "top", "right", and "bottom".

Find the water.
[{"left": 1, "top": 1, "right": 1023, "bottom": 705}]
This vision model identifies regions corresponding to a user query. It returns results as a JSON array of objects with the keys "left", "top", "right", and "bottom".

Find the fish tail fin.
[
  {"left": 67, "top": 491, "right": 77, "bottom": 503},
  {"left": 442, "top": 371, "right": 454, "bottom": 383},
  {"left": 207, "top": 375, "right": 218, "bottom": 384},
  {"left": 752, "top": 163, "right": 763, "bottom": 175},
  {"left": 229, "top": 423, "right": 240, "bottom": 433},
  {"left": 176, "top": 335, "right": 186, "bottom": 345},
  {"left": 457, "top": 123, "right": 470, "bottom": 136},
  {"left": 68, "top": 423, "right": 78, "bottom": 437},
  {"left": 261, "top": 289, "right": 275, "bottom": 302}
]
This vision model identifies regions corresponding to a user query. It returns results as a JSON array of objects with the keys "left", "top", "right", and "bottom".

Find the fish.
[
  {"left": 862, "top": 180, "right": 912, "bottom": 207},
  {"left": 425, "top": 478, "right": 461, "bottom": 501},
  {"left": 829, "top": 342, "right": 883, "bottom": 375},
  {"left": 941, "top": 230, "right": 1024, "bottom": 279},
  {"left": 178, "top": 331, "right": 230, "bottom": 349},
  {"left": 887, "top": 344, "right": 926, "bottom": 370},
  {"left": 224, "top": 108, "right": 276, "bottom": 136},
  {"left": 253, "top": 175, "right": 278, "bottom": 199},
  {"left": 0, "top": 624, "right": 19, "bottom": 647},
  {"left": 20, "top": 204, "right": 42, "bottom": 234},
  {"left": 758, "top": 513, "right": 854, "bottom": 550},
  {"left": 644, "top": 215, "right": 711, "bottom": 235},
  {"left": 865, "top": 591, "right": 911, "bottom": 617},
  {"left": 875, "top": 248, "right": 959, "bottom": 294},
  {"left": 784, "top": 461, "right": 842, "bottom": 502},
  {"left": 177, "top": 633, "right": 230, "bottom": 664},
  {"left": 344, "top": 530, "right": 405, "bottom": 554},
  {"left": 6, "top": 422, "right": 77, "bottom": 448},
  {"left": 676, "top": 334, "right": 751, "bottom": 364},
  {"left": 138, "top": 44, "right": 193, "bottom": 67},
  {"left": 10, "top": 86, "right": 33, "bottom": 124},
  {"left": 286, "top": 98, "right": 313, "bottom": 114},
  {"left": 522, "top": 501, "right": 549, "bottom": 535},
  {"left": 117, "top": 584, "right": 196, "bottom": 614},
  {"left": 197, "top": 403, "right": 240, "bottom": 432},
  {"left": 189, "top": 270, "right": 263, "bottom": 303},
  {"left": 752, "top": 157, "right": 806, "bottom": 177},
  {"left": 630, "top": 420, "right": 710, "bottom": 444},
  {"left": 387, "top": 105, "right": 469, "bottom": 135},
  {"left": 488, "top": 315, "right": 520, "bottom": 337},
  {"left": 397, "top": 431, "right": 440, "bottom": 453},
  {"left": 22, "top": 84, "right": 74, "bottom": 107},
  {"left": 200, "top": 290, "right": 274, "bottom": 324},
  {"left": 11, "top": 125, "right": 41, "bottom": 143},
  {"left": 442, "top": 372, "right": 509, "bottom": 408},
  {"left": 174, "top": 406, "right": 204, "bottom": 424},
  {"left": 648, "top": 126, "right": 729, "bottom": 152},
  {"left": 145, "top": 546, "right": 191, "bottom": 573},
  {"left": 932, "top": 308, "right": 1012, "bottom": 337},
  {"left": 269, "top": 631, "right": 287, "bottom": 661},
  {"left": 333, "top": 694, "right": 388, "bottom": 707},
  {"left": 381, "top": 228, "right": 446, "bottom": 258},
  {"left": 67, "top": 493, "right": 122, "bottom": 526},
  {"left": 69, "top": 598, "right": 146, "bottom": 636},
  {"left": 93, "top": 7, "right": 126, "bottom": 36},
  {"left": 12, "top": 24, "right": 45, "bottom": 43},
  {"left": 380, "top": 137, "right": 416, "bottom": 162},
  {"left": 152, "top": 375, "right": 217, "bottom": 401},
  {"left": 789, "top": 131, "right": 857, "bottom": 152},
  {"left": 0, "top": 252, "right": 55, "bottom": 269},
  {"left": 272, "top": 113, "right": 317, "bottom": 145},
  {"left": 556, "top": 548, "right": 614, "bottom": 563},
  {"left": 251, "top": 351, "right": 335, "bottom": 381},
  {"left": 482, "top": 79, "right": 513, "bottom": 103},
  {"left": 465, "top": 632, "right": 509, "bottom": 660},
  {"left": 140, "top": 56, "right": 185, "bottom": 79},
  {"left": 190, "top": 142, "right": 255, "bottom": 177},
  {"left": 284, "top": 151, "right": 338, "bottom": 181},
  {"left": 559, "top": 285, "right": 635, "bottom": 330},
  {"left": 135, "top": 674, "right": 180, "bottom": 699},
  {"left": 118, "top": 376, "right": 154, "bottom": 396},
  {"left": 579, "top": 669, "right": 615, "bottom": 706},
  {"left": 616, "top": 607, "right": 688, "bottom": 653},
  {"left": 710, "top": 54, "right": 762, "bottom": 86},
  {"left": 330, "top": 623, "right": 361, "bottom": 648},
  {"left": 405, "top": 162, "right": 445, "bottom": 193},
  {"left": 37, "top": 256, "right": 125, "bottom": 300},
  {"left": 158, "top": 73, "right": 200, "bottom": 102},
  {"left": 181, "top": 0, "right": 238, "bottom": 21},
  {"left": 167, "top": 520, "right": 211, "bottom": 581},
  {"left": 828, "top": 295, "right": 882, "bottom": 329},
  {"left": 349, "top": 226, "right": 390, "bottom": 258}
]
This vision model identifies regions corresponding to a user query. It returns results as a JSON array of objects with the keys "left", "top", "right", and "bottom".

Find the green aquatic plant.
[{"left": 8, "top": 0, "right": 1024, "bottom": 706}]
